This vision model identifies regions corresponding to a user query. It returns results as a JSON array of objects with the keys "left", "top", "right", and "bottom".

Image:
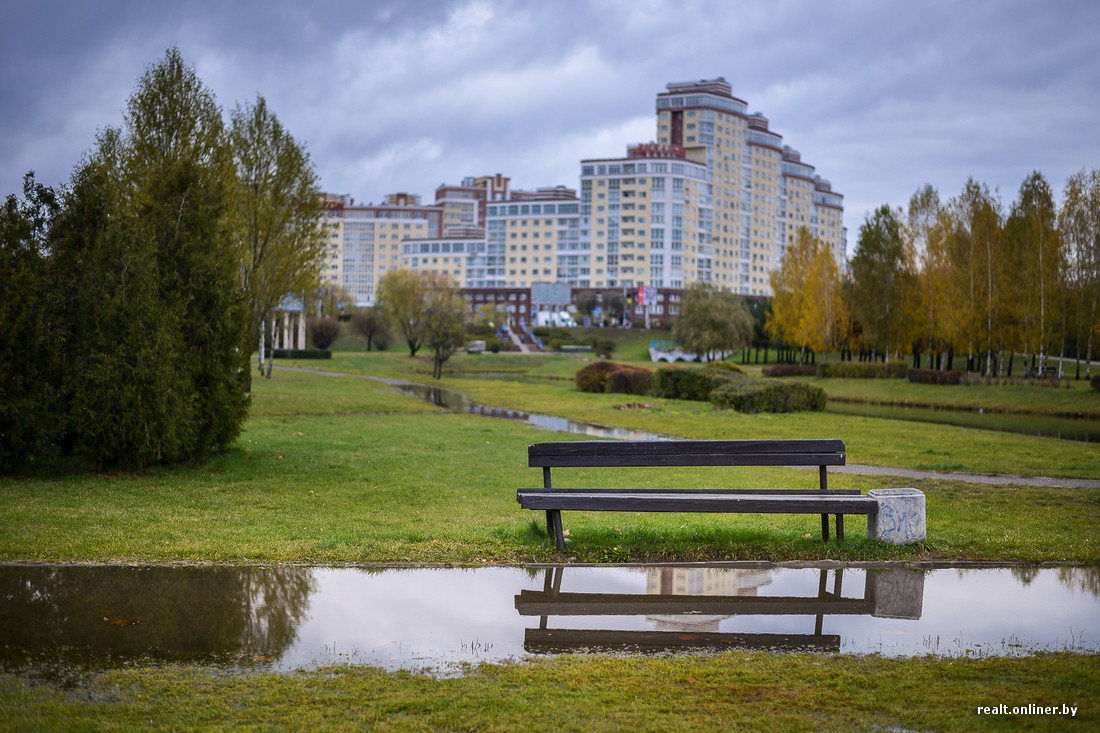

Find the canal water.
[
  {"left": 2, "top": 564, "right": 1097, "bottom": 679},
  {"left": 398, "top": 383, "right": 667, "bottom": 441}
]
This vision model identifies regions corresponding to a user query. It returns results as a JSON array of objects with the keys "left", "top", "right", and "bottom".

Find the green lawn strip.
[
  {"left": 810, "top": 376, "right": 1100, "bottom": 418},
  {"left": 273, "top": 352, "right": 1100, "bottom": 480},
  {"left": 247, "top": 367, "right": 443, "bottom": 419},
  {"left": 435, "top": 374, "right": 1100, "bottom": 480},
  {"left": 2, "top": 406, "right": 1096, "bottom": 564},
  {"left": 3, "top": 653, "right": 1096, "bottom": 731}
]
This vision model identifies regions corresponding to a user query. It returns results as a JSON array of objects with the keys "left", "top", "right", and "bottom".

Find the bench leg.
[
  {"left": 836, "top": 514, "right": 845, "bottom": 542},
  {"left": 546, "top": 510, "right": 565, "bottom": 551},
  {"left": 820, "top": 513, "right": 830, "bottom": 542}
]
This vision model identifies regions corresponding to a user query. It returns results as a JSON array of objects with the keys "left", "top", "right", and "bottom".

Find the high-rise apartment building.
[
  {"left": 655, "top": 78, "right": 845, "bottom": 296},
  {"left": 323, "top": 77, "right": 843, "bottom": 304},
  {"left": 321, "top": 194, "right": 443, "bottom": 306},
  {"left": 579, "top": 144, "right": 710, "bottom": 290}
]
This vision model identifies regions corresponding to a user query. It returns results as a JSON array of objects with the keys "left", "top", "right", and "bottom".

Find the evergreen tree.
[{"left": 0, "top": 174, "right": 61, "bottom": 472}]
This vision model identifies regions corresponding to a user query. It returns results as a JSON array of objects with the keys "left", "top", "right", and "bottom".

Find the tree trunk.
[{"left": 258, "top": 322, "right": 265, "bottom": 373}]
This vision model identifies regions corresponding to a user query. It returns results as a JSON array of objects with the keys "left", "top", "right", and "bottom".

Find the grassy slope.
[
  {"left": 2, "top": 355, "right": 1098, "bottom": 731},
  {"left": 2, "top": 364, "right": 1096, "bottom": 564}
]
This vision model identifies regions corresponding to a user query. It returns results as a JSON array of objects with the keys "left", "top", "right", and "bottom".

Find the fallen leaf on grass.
[{"left": 104, "top": 617, "right": 141, "bottom": 626}]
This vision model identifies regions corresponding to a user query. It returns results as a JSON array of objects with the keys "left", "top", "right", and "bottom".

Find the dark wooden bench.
[{"left": 516, "top": 439, "right": 878, "bottom": 551}]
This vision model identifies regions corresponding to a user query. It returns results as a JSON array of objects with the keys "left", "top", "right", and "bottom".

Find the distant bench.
[{"left": 516, "top": 439, "right": 878, "bottom": 551}]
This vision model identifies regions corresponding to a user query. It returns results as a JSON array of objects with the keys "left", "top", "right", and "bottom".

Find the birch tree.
[
  {"left": 906, "top": 185, "right": 944, "bottom": 368},
  {"left": 850, "top": 205, "right": 907, "bottom": 360},
  {"left": 229, "top": 95, "right": 327, "bottom": 379},
  {"left": 1005, "top": 172, "right": 1061, "bottom": 376},
  {"left": 1060, "top": 169, "right": 1100, "bottom": 378},
  {"left": 767, "top": 227, "right": 843, "bottom": 363}
]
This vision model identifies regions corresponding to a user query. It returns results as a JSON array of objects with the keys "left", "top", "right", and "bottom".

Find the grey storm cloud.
[{"left": 3, "top": 0, "right": 1099, "bottom": 240}]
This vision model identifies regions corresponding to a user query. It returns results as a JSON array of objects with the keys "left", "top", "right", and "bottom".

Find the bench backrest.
[{"left": 528, "top": 439, "right": 846, "bottom": 468}]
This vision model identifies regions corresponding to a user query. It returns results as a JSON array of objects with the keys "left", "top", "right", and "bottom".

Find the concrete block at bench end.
[
  {"left": 869, "top": 568, "right": 925, "bottom": 619},
  {"left": 867, "top": 488, "right": 926, "bottom": 544}
]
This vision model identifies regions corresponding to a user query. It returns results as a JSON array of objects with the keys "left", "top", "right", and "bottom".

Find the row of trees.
[
  {"left": 768, "top": 170, "right": 1100, "bottom": 378},
  {"left": 0, "top": 49, "right": 326, "bottom": 472}
]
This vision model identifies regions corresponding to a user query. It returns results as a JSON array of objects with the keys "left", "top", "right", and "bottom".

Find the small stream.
[{"left": 398, "top": 383, "right": 667, "bottom": 441}]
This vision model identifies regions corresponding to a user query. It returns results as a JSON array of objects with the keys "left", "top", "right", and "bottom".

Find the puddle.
[
  {"left": 1, "top": 564, "right": 1097, "bottom": 681},
  {"left": 398, "top": 383, "right": 666, "bottom": 441}
]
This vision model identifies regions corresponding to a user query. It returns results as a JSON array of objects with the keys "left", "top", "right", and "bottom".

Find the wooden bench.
[{"left": 516, "top": 439, "right": 878, "bottom": 551}]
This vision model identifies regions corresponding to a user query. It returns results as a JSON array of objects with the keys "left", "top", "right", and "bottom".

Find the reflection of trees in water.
[
  {"left": 0, "top": 566, "right": 315, "bottom": 666},
  {"left": 1011, "top": 567, "right": 1041, "bottom": 586},
  {"left": 1056, "top": 566, "right": 1100, "bottom": 596},
  {"left": 1010, "top": 566, "right": 1100, "bottom": 596}
]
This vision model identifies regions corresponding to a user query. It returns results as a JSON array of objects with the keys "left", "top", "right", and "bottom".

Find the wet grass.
[
  {"left": 2, "top": 356, "right": 1098, "bottom": 730},
  {"left": 0, "top": 366, "right": 1096, "bottom": 564},
  {"left": 3, "top": 652, "right": 1097, "bottom": 731}
]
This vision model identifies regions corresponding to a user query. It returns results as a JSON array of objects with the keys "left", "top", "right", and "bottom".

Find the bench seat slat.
[
  {"left": 530, "top": 453, "right": 846, "bottom": 468},
  {"left": 528, "top": 440, "right": 845, "bottom": 468},
  {"left": 518, "top": 489, "right": 878, "bottom": 515},
  {"left": 529, "top": 439, "right": 845, "bottom": 456}
]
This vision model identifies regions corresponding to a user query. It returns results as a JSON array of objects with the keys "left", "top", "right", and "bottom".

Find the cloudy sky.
[{"left": 3, "top": 0, "right": 1097, "bottom": 245}]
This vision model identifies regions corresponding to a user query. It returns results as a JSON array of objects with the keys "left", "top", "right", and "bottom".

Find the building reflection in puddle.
[{"left": 0, "top": 565, "right": 1095, "bottom": 680}]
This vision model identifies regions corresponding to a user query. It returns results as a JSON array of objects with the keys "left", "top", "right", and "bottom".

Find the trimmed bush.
[
  {"left": 908, "top": 368, "right": 965, "bottom": 385},
  {"left": 606, "top": 366, "right": 653, "bottom": 396},
  {"left": 652, "top": 365, "right": 746, "bottom": 401},
  {"left": 308, "top": 316, "right": 342, "bottom": 349},
  {"left": 575, "top": 361, "right": 622, "bottom": 393},
  {"left": 819, "top": 361, "right": 908, "bottom": 379},
  {"left": 762, "top": 364, "right": 817, "bottom": 377},
  {"left": 710, "top": 380, "right": 827, "bottom": 413},
  {"left": 706, "top": 360, "right": 745, "bottom": 373}
]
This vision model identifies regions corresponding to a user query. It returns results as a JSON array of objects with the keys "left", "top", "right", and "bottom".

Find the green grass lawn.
[
  {"left": 4, "top": 653, "right": 1097, "bottom": 732},
  {"left": 2, "top": 362, "right": 1096, "bottom": 564},
  {"left": 2, "top": 355, "right": 1097, "bottom": 731}
]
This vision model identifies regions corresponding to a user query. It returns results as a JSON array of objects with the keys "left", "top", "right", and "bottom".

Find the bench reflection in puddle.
[{"left": 515, "top": 566, "right": 924, "bottom": 654}]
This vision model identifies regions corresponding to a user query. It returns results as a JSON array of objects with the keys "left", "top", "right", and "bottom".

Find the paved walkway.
[{"left": 830, "top": 464, "right": 1100, "bottom": 490}]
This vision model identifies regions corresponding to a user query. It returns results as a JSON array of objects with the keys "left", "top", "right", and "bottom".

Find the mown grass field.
[
  {"left": 2, "top": 347, "right": 1097, "bottom": 731},
  {"left": 2, "top": 361, "right": 1097, "bottom": 564}
]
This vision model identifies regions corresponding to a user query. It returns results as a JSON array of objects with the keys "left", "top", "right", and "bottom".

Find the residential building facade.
[{"left": 322, "top": 77, "right": 844, "bottom": 305}]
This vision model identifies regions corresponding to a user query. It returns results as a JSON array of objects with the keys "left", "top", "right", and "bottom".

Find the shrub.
[
  {"left": 575, "top": 361, "right": 623, "bottom": 393},
  {"left": 308, "top": 316, "right": 342, "bottom": 349},
  {"left": 605, "top": 366, "right": 653, "bottom": 395},
  {"left": 588, "top": 337, "right": 616, "bottom": 357},
  {"left": 819, "top": 361, "right": 908, "bottom": 379},
  {"left": 710, "top": 380, "right": 827, "bottom": 413},
  {"left": 652, "top": 365, "right": 746, "bottom": 401},
  {"left": 762, "top": 364, "right": 817, "bottom": 377},
  {"left": 907, "top": 368, "right": 965, "bottom": 385},
  {"left": 1092, "top": 374, "right": 1100, "bottom": 392},
  {"left": 707, "top": 360, "right": 745, "bottom": 373}
]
